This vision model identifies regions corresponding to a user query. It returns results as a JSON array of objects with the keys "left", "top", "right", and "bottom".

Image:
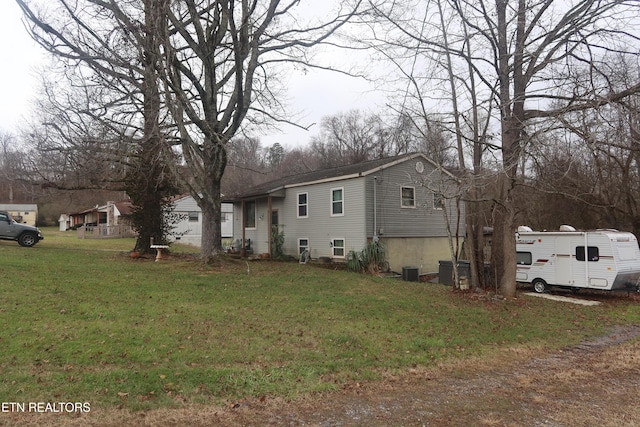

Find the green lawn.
[{"left": 1, "top": 228, "right": 639, "bottom": 411}]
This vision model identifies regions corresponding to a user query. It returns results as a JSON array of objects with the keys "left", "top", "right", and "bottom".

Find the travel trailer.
[{"left": 516, "top": 226, "right": 640, "bottom": 293}]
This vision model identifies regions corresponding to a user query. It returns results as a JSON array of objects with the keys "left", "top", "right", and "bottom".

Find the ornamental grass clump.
[{"left": 346, "top": 240, "right": 388, "bottom": 274}]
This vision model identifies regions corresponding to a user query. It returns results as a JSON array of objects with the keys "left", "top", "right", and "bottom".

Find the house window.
[
  {"left": 401, "top": 186, "right": 416, "bottom": 208},
  {"left": 576, "top": 246, "right": 600, "bottom": 262},
  {"left": 188, "top": 211, "right": 199, "bottom": 222},
  {"left": 516, "top": 252, "right": 532, "bottom": 265},
  {"left": 331, "top": 238, "right": 345, "bottom": 258},
  {"left": 244, "top": 200, "right": 256, "bottom": 228},
  {"left": 331, "top": 188, "right": 344, "bottom": 216},
  {"left": 299, "top": 238, "right": 309, "bottom": 255},
  {"left": 297, "top": 192, "right": 308, "bottom": 218},
  {"left": 433, "top": 192, "right": 445, "bottom": 210}
]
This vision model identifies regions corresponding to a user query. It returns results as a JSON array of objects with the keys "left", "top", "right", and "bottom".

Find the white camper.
[{"left": 515, "top": 226, "right": 640, "bottom": 293}]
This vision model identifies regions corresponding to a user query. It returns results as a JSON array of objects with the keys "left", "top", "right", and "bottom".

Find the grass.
[{"left": 1, "top": 227, "right": 640, "bottom": 412}]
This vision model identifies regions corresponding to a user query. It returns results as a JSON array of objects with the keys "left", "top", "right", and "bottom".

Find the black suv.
[{"left": 0, "top": 211, "right": 44, "bottom": 247}]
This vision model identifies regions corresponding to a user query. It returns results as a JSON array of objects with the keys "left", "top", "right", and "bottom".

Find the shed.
[{"left": 0, "top": 204, "right": 38, "bottom": 226}]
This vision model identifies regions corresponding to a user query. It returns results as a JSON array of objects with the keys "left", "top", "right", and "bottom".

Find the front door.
[{"left": 271, "top": 210, "right": 280, "bottom": 257}]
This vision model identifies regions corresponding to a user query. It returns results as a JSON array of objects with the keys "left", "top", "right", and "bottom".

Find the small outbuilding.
[
  {"left": 58, "top": 214, "right": 71, "bottom": 231},
  {"left": 0, "top": 204, "right": 38, "bottom": 226}
]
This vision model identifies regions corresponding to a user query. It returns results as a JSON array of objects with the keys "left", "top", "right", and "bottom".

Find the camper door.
[{"left": 555, "top": 237, "right": 574, "bottom": 286}]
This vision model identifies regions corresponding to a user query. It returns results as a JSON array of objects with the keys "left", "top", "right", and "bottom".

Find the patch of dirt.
[{"left": 7, "top": 322, "right": 640, "bottom": 427}]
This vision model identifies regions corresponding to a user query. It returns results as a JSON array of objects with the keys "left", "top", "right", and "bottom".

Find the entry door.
[{"left": 555, "top": 239, "right": 573, "bottom": 285}]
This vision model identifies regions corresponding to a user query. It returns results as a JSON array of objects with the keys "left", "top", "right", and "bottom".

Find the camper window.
[
  {"left": 576, "top": 246, "right": 599, "bottom": 262},
  {"left": 516, "top": 251, "right": 532, "bottom": 265}
]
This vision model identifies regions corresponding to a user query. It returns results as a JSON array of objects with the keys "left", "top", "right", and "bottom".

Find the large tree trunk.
[
  {"left": 200, "top": 198, "right": 222, "bottom": 262},
  {"left": 465, "top": 210, "right": 484, "bottom": 289},
  {"left": 492, "top": 0, "right": 525, "bottom": 298},
  {"left": 492, "top": 174, "right": 518, "bottom": 298},
  {"left": 130, "top": 0, "right": 171, "bottom": 254},
  {"left": 199, "top": 142, "right": 227, "bottom": 263}
]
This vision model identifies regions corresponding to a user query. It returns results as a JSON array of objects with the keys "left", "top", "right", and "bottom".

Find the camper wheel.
[{"left": 532, "top": 279, "right": 548, "bottom": 294}]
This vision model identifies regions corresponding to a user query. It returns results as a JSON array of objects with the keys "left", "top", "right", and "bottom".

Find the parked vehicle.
[
  {"left": 0, "top": 211, "right": 44, "bottom": 247},
  {"left": 516, "top": 225, "right": 640, "bottom": 293}
]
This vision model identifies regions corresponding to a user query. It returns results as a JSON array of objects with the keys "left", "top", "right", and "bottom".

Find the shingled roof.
[{"left": 226, "top": 153, "right": 440, "bottom": 201}]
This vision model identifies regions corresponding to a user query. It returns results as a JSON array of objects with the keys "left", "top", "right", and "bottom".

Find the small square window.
[
  {"left": 576, "top": 246, "right": 599, "bottom": 262},
  {"left": 188, "top": 212, "right": 199, "bottom": 222},
  {"left": 401, "top": 186, "right": 416, "bottom": 208},
  {"left": 433, "top": 192, "right": 445, "bottom": 210},
  {"left": 299, "top": 238, "right": 309, "bottom": 254},
  {"left": 516, "top": 252, "right": 532, "bottom": 265},
  {"left": 332, "top": 238, "right": 345, "bottom": 258}
]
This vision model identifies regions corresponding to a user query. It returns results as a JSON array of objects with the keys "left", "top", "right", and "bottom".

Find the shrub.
[{"left": 346, "top": 240, "right": 388, "bottom": 274}]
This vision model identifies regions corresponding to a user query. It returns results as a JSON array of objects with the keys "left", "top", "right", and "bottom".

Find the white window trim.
[
  {"left": 331, "top": 238, "right": 346, "bottom": 258},
  {"left": 188, "top": 211, "right": 199, "bottom": 222},
  {"left": 400, "top": 186, "right": 416, "bottom": 208},
  {"left": 330, "top": 187, "right": 345, "bottom": 217},
  {"left": 433, "top": 192, "right": 445, "bottom": 210},
  {"left": 297, "top": 192, "right": 309, "bottom": 219},
  {"left": 244, "top": 200, "right": 257, "bottom": 229},
  {"left": 298, "top": 238, "right": 310, "bottom": 254}
]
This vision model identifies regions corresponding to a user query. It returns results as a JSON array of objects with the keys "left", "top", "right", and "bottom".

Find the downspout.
[
  {"left": 373, "top": 176, "right": 379, "bottom": 242},
  {"left": 241, "top": 200, "right": 246, "bottom": 257},
  {"left": 268, "top": 196, "right": 273, "bottom": 256}
]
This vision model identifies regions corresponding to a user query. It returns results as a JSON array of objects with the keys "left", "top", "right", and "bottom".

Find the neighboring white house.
[
  {"left": 170, "top": 195, "right": 234, "bottom": 246},
  {"left": 64, "top": 200, "right": 135, "bottom": 238},
  {"left": 227, "top": 153, "right": 465, "bottom": 273},
  {"left": 0, "top": 204, "right": 38, "bottom": 226}
]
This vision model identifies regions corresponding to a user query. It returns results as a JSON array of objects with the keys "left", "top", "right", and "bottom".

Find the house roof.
[
  {"left": 226, "top": 153, "right": 447, "bottom": 201},
  {"left": 69, "top": 199, "right": 133, "bottom": 216},
  {"left": 0, "top": 204, "right": 38, "bottom": 211},
  {"left": 114, "top": 200, "right": 134, "bottom": 216}
]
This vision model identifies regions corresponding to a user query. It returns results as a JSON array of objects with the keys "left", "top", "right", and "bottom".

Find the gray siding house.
[{"left": 227, "top": 153, "right": 465, "bottom": 273}]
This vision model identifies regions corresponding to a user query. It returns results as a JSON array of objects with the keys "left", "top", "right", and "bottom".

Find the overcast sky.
[
  {"left": 0, "top": 1, "right": 45, "bottom": 138},
  {"left": 0, "top": 1, "right": 384, "bottom": 149}
]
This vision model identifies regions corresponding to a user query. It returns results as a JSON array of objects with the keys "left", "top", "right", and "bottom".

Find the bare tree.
[
  {"left": 16, "top": 0, "right": 180, "bottom": 253},
  {"left": 222, "top": 136, "right": 268, "bottom": 197},
  {"left": 364, "top": 0, "right": 640, "bottom": 297},
  {"left": 151, "top": 1, "right": 364, "bottom": 262},
  {"left": 527, "top": 90, "right": 640, "bottom": 236},
  {"left": 308, "top": 109, "right": 454, "bottom": 169},
  {"left": 0, "top": 131, "right": 35, "bottom": 203}
]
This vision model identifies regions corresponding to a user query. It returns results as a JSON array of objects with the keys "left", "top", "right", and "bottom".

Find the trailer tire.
[{"left": 532, "top": 279, "right": 548, "bottom": 294}]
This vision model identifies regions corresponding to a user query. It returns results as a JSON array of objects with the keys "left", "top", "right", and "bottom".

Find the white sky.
[
  {"left": 0, "top": 1, "right": 45, "bottom": 137},
  {"left": 0, "top": 1, "right": 385, "bottom": 149}
]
